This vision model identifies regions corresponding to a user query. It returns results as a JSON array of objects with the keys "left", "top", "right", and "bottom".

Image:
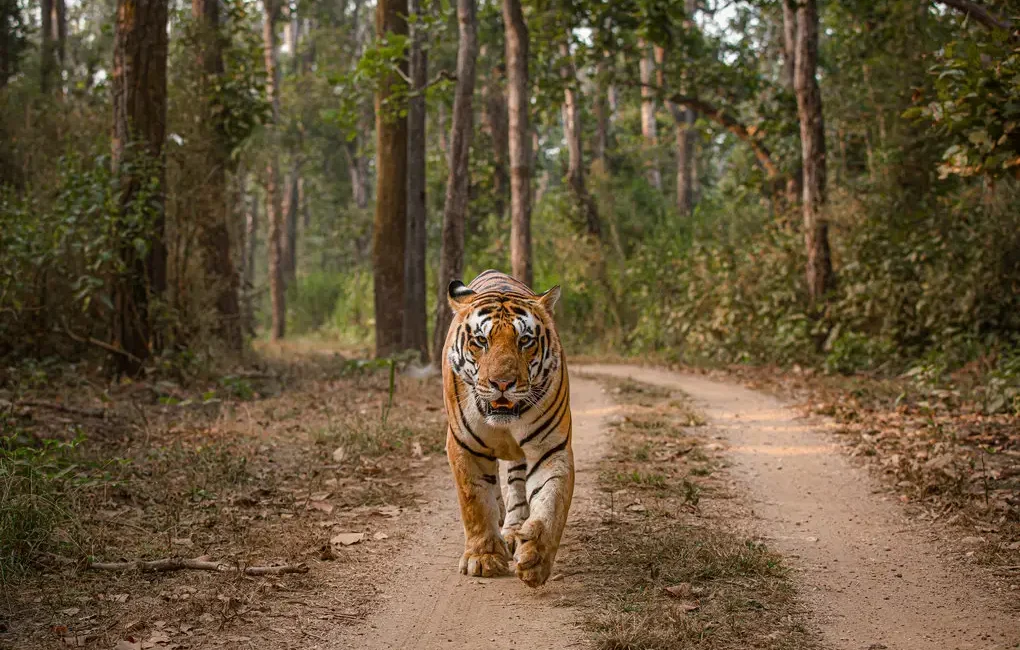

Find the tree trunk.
[
  {"left": 283, "top": 164, "right": 300, "bottom": 285},
  {"left": 593, "top": 50, "right": 609, "bottom": 166},
  {"left": 794, "top": 0, "right": 834, "bottom": 305},
  {"left": 403, "top": 0, "right": 428, "bottom": 360},
  {"left": 432, "top": 0, "right": 477, "bottom": 364},
  {"left": 437, "top": 100, "right": 450, "bottom": 166},
  {"left": 372, "top": 0, "right": 409, "bottom": 357},
  {"left": 40, "top": 0, "right": 54, "bottom": 92},
  {"left": 243, "top": 176, "right": 258, "bottom": 335},
  {"left": 111, "top": 0, "right": 168, "bottom": 373},
  {"left": 638, "top": 38, "right": 660, "bottom": 189},
  {"left": 502, "top": 0, "right": 531, "bottom": 287},
  {"left": 54, "top": 0, "right": 65, "bottom": 68},
  {"left": 263, "top": 0, "right": 285, "bottom": 340},
  {"left": 782, "top": 0, "right": 802, "bottom": 207},
  {"left": 480, "top": 50, "right": 508, "bottom": 221},
  {"left": 194, "top": 0, "right": 241, "bottom": 349},
  {"left": 560, "top": 41, "right": 599, "bottom": 239},
  {"left": 655, "top": 44, "right": 696, "bottom": 217}
]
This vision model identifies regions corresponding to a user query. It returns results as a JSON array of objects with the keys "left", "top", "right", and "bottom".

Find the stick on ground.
[{"left": 90, "top": 555, "right": 309, "bottom": 575}]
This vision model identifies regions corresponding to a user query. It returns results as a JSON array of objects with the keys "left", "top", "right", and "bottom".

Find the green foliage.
[
  {"left": 909, "top": 36, "right": 1020, "bottom": 178},
  {"left": 0, "top": 421, "right": 99, "bottom": 575}
]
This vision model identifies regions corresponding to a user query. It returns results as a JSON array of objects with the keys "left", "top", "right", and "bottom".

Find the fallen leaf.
[
  {"left": 61, "top": 637, "right": 87, "bottom": 647},
  {"left": 60, "top": 607, "right": 80, "bottom": 616},
  {"left": 372, "top": 532, "right": 389, "bottom": 541},
  {"left": 308, "top": 501, "right": 334, "bottom": 514},
  {"left": 331, "top": 532, "right": 365, "bottom": 546},
  {"left": 663, "top": 583, "right": 693, "bottom": 598},
  {"left": 171, "top": 538, "right": 193, "bottom": 548},
  {"left": 412, "top": 441, "right": 424, "bottom": 458},
  {"left": 375, "top": 505, "right": 401, "bottom": 518},
  {"left": 626, "top": 503, "right": 646, "bottom": 512},
  {"left": 310, "top": 492, "right": 332, "bottom": 501},
  {"left": 332, "top": 447, "right": 346, "bottom": 463},
  {"left": 115, "top": 640, "right": 141, "bottom": 650}
]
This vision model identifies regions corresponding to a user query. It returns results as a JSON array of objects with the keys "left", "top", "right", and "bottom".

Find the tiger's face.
[{"left": 446, "top": 281, "right": 562, "bottom": 426}]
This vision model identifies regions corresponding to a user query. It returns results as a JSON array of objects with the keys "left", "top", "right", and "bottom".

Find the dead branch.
[
  {"left": 18, "top": 399, "right": 108, "bottom": 418},
  {"left": 90, "top": 555, "right": 310, "bottom": 575},
  {"left": 60, "top": 320, "right": 143, "bottom": 366},
  {"left": 931, "top": 0, "right": 1015, "bottom": 35}
]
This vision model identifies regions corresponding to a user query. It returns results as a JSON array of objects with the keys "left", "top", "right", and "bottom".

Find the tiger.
[{"left": 441, "top": 269, "right": 574, "bottom": 588}]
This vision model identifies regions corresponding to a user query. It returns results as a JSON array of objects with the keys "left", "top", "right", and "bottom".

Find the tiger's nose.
[{"left": 490, "top": 378, "right": 516, "bottom": 393}]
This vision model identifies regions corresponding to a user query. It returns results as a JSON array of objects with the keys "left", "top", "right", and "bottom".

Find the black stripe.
[
  {"left": 520, "top": 374, "right": 568, "bottom": 446},
  {"left": 452, "top": 378, "right": 493, "bottom": 452},
  {"left": 509, "top": 463, "right": 526, "bottom": 473},
  {"left": 529, "top": 476, "right": 557, "bottom": 501},
  {"left": 508, "top": 476, "right": 524, "bottom": 485},
  {"left": 451, "top": 430, "right": 496, "bottom": 461},
  {"left": 508, "top": 501, "right": 527, "bottom": 512},
  {"left": 481, "top": 474, "right": 497, "bottom": 485},
  {"left": 527, "top": 437, "right": 569, "bottom": 480}
]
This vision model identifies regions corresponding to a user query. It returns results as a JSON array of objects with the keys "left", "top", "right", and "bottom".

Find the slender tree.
[
  {"left": 560, "top": 41, "right": 599, "bottom": 238},
  {"left": 262, "top": 0, "right": 286, "bottom": 340},
  {"left": 243, "top": 176, "right": 259, "bottom": 334},
  {"left": 593, "top": 49, "right": 610, "bottom": 166},
  {"left": 372, "top": 0, "right": 409, "bottom": 357},
  {"left": 111, "top": 0, "right": 169, "bottom": 373},
  {"left": 40, "top": 0, "right": 54, "bottom": 92},
  {"left": 403, "top": 0, "right": 429, "bottom": 359},
  {"left": 638, "top": 38, "right": 660, "bottom": 189},
  {"left": 432, "top": 0, "right": 477, "bottom": 363},
  {"left": 480, "top": 51, "right": 509, "bottom": 221},
  {"left": 655, "top": 44, "right": 695, "bottom": 216},
  {"left": 502, "top": 0, "right": 531, "bottom": 287},
  {"left": 794, "top": 0, "right": 833, "bottom": 304},
  {"left": 194, "top": 0, "right": 241, "bottom": 349},
  {"left": 782, "top": 0, "right": 802, "bottom": 206}
]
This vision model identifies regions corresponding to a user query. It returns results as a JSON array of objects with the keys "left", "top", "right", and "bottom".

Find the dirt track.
[{"left": 334, "top": 365, "right": 1020, "bottom": 650}]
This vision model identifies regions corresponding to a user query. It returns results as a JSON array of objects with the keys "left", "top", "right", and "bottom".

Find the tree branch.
[
  {"left": 668, "top": 93, "right": 782, "bottom": 180},
  {"left": 932, "top": 0, "right": 1015, "bottom": 35},
  {"left": 90, "top": 555, "right": 309, "bottom": 575}
]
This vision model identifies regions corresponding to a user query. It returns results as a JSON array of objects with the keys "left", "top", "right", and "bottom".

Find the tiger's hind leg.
[
  {"left": 446, "top": 427, "right": 510, "bottom": 577},
  {"left": 500, "top": 456, "right": 530, "bottom": 551}
]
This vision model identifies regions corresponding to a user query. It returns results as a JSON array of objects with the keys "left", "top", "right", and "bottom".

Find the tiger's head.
[{"left": 445, "top": 279, "right": 562, "bottom": 426}]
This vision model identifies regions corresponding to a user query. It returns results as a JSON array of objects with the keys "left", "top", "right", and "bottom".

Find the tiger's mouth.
[{"left": 481, "top": 398, "right": 521, "bottom": 421}]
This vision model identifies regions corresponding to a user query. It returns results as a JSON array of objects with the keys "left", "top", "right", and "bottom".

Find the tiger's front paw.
[
  {"left": 501, "top": 525, "right": 523, "bottom": 553},
  {"left": 513, "top": 520, "right": 555, "bottom": 588},
  {"left": 459, "top": 536, "right": 510, "bottom": 577}
]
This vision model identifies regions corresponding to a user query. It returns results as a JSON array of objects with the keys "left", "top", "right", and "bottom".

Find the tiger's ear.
[
  {"left": 447, "top": 280, "right": 476, "bottom": 311},
  {"left": 537, "top": 285, "right": 561, "bottom": 313}
]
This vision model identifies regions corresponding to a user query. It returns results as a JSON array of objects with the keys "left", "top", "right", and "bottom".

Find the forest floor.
[{"left": 2, "top": 350, "right": 1019, "bottom": 649}]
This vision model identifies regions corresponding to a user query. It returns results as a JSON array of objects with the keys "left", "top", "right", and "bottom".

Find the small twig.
[
  {"left": 60, "top": 320, "right": 143, "bottom": 366},
  {"left": 17, "top": 399, "right": 108, "bottom": 419},
  {"left": 89, "top": 555, "right": 310, "bottom": 576}
]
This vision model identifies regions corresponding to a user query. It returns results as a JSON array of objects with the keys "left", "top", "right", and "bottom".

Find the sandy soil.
[{"left": 580, "top": 364, "right": 1020, "bottom": 650}]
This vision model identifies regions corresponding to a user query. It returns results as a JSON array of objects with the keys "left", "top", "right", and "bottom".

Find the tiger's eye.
[
  {"left": 519, "top": 335, "right": 535, "bottom": 348},
  {"left": 473, "top": 336, "right": 488, "bottom": 348}
]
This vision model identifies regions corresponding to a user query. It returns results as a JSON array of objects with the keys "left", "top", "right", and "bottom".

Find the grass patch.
[{"left": 571, "top": 376, "right": 818, "bottom": 650}]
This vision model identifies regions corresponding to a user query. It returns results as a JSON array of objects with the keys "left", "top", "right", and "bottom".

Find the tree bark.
[
  {"left": 794, "top": 0, "right": 834, "bottom": 305},
  {"left": 194, "top": 0, "right": 241, "bottom": 349},
  {"left": 111, "top": 0, "right": 169, "bottom": 373},
  {"left": 782, "top": 0, "right": 802, "bottom": 207},
  {"left": 561, "top": 41, "right": 600, "bottom": 239},
  {"left": 372, "top": 0, "right": 409, "bottom": 357},
  {"left": 503, "top": 0, "right": 531, "bottom": 287},
  {"left": 432, "top": 0, "right": 477, "bottom": 364},
  {"left": 283, "top": 166, "right": 300, "bottom": 285},
  {"left": 638, "top": 38, "right": 660, "bottom": 189},
  {"left": 263, "top": 0, "right": 285, "bottom": 340},
  {"left": 403, "top": 0, "right": 429, "bottom": 360},
  {"left": 40, "top": 0, "right": 54, "bottom": 92},
  {"left": 593, "top": 49, "right": 609, "bottom": 166},
  {"left": 655, "top": 44, "right": 695, "bottom": 216},
  {"left": 242, "top": 173, "right": 258, "bottom": 335},
  {"left": 480, "top": 49, "right": 509, "bottom": 221}
]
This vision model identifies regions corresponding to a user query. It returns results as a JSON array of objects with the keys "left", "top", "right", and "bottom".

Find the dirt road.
[
  {"left": 581, "top": 365, "right": 1020, "bottom": 650},
  {"left": 335, "top": 365, "right": 1020, "bottom": 650}
]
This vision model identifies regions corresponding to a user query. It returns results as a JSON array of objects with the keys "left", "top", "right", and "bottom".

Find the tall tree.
[
  {"left": 480, "top": 51, "right": 509, "bottom": 221},
  {"left": 1, "top": 0, "right": 29, "bottom": 89},
  {"left": 794, "top": 0, "right": 833, "bottom": 304},
  {"left": 782, "top": 0, "right": 801, "bottom": 206},
  {"left": 372, "top": 0, "right": 409, "bottom": 357},
  {"left": 403, "top": 0, "right": 429, "bottom": 360},
  {"left": 432, "top": 0, "right": 477, "bottom": 363},
  {"left": 242, "top": 176, "right": 259, "bottom": 334},
  {"left": 263, "top": 0, "right": 286, "bottom": 340},
  {"left": 560, "top": 41, "right": 599, "bottom": 238},
  {"left": 655, "top": 44, "right": 695, "bottom": 216},
  {"left": 638, "top": 37, "right": 660, "bottom": 189},
  {"left": 502, "top": 0, "right": 531, "bottom": 287},
  {"left": 111, "top": 0, "right": 169, "bottom": 373},
  {"left": 194, "top": 0, "right": 241, "bottom": 349},
  {"left": 593, "top": 49, "right": 610, "bottom": 166},
  {"left": 40, "top": 0, "right": 54, "bottom": 92}
]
